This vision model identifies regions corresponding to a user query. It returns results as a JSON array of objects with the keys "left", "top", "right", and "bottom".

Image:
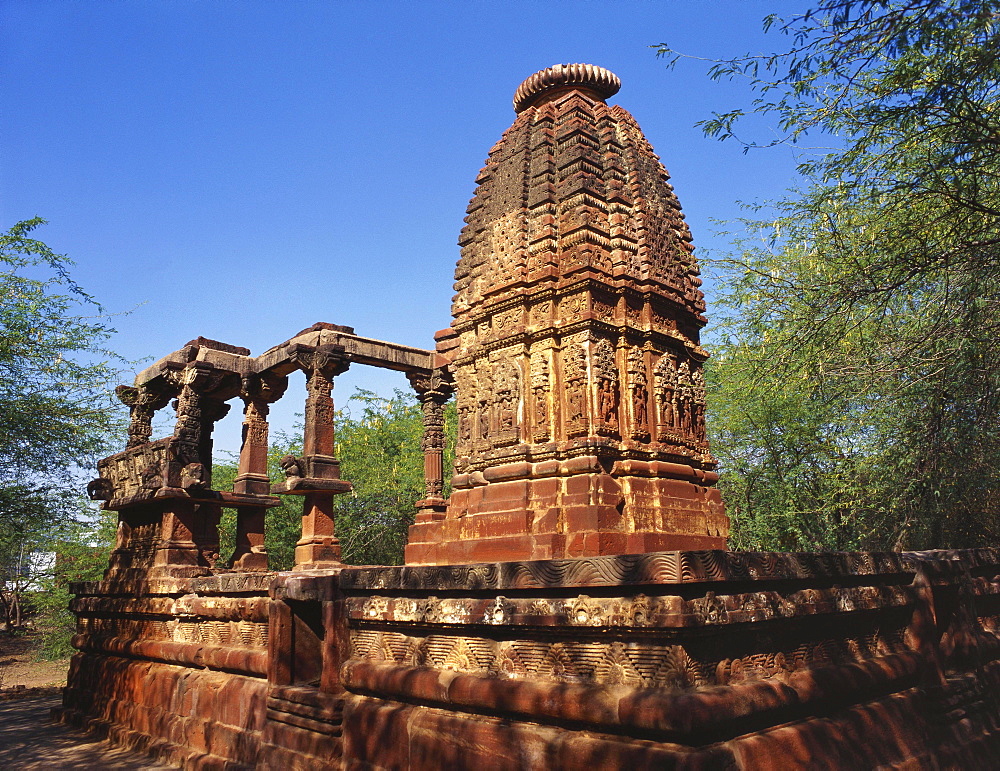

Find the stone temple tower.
[{"left": 405, "top": 64, "right": 728, "bottom": 564}]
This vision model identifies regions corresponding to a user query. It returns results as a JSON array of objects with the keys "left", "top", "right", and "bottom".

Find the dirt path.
[
  {"left": 0, "top": 695, "right": 177, "bottom": 770},
  {"left": 0, "top": 632, "right": 69, "bottom": 691}
]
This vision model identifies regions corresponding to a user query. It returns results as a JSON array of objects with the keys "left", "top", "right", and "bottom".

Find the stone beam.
[{"left": 256, "top": 323, "right": 434, "bottom": 377}]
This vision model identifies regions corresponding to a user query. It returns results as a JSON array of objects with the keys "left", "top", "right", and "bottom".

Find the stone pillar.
[
  {"left": 279, "top": 345, "right": 352, "bottom": 570},
  {"left": 407, "top": 369, "right": 454, "bottom": 523},
  {"left": 198, "top": 398, "right": 230, "bottom": 488},
  {"left": 232, "top": 372, "right": 288, "bottom": 571},
  {"left": 151, "top": 362, "right": 227, "bottom": 576},
  {"left": 115, "top": 384, "right": 170, "bottom": 448}
]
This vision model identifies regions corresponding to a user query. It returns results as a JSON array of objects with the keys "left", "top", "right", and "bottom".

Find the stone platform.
[{"left": 56, "top": 548, "right": 1000, "bottom": 768}]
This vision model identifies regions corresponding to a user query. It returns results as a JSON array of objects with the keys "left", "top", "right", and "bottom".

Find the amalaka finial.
[{"left": 512, "top": 63, "right": 621, "bottom": 113}]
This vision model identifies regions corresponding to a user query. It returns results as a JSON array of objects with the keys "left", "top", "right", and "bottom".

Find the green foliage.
[
  {"left": 0, "top": 218, "right": 121, "bottom": 493},
  {"left": 331, "top": 389, "right": 424, "bottom": 565},
  {"left": 30, "top": 512, "right": 115, "bottom": 659},
  {"left": 0, "top": 218, "right": 123, "bottom": 634},
  {"left": 659, "top": 1, "right": 1000, "bottom": 550},
  {"left": 216, "top": 388, "right": 455, "bottom": 569}
]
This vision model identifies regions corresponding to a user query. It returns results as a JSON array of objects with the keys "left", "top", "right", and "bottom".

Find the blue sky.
[{"left": 3, "top": 0, "right": 805, "bottom": 455}]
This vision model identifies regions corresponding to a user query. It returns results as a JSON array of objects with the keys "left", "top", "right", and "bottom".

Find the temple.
[
  {"left": 408, "top": 63, "right": 726, "bottom": 565},
  {"left": 55, "top": 65, "right": 1000, "bottom": 769}
]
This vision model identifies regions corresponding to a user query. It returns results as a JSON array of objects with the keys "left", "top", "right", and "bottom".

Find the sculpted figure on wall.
[
  {"left": 692, "top": 366, "right": 707, "bottom": 438},
  {"left": 116, "top": 384, "right": 171, "bottom": 449},
  {"left": 593, "top": 339, "right": 619, "bottom": 435},
  {"left": 494, "top": 358, "right": 521, "bottom": 445},
  {"left": 628, "top": 348, "right": 650, "bottom": 441},
  {"left": 530, "top": 352, "right": 550, "bottom": 442},
  {"left": 677, "top": 360, "right": 693, "bottom": 435},
  {"left": 563, "top": 342, "right": 588, "bottom": 436},
  {"left": 654, "top": 353, "right": 677, "bottom": 441},
  {"left": 455, "top": 371, "right": 475, "bottom": 450},
  {"left": 476, "top": 369, "right": 493, "bottom": 447}
]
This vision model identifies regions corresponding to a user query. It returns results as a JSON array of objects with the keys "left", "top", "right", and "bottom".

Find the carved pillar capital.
[
  {"left": 161, "top": 361, "right": 232, "bottom": 490},
  {"left": 286, "top": 343, "right": 351, "bottom": 381},
  {"left": 241, "top": 370, "right": 289, "bottom": 408},
  {"left": 116, "top": 383, "right": 172, "bottom": 448},
  {"left": 407, "top": 367, "right": 455, "bottom": 403}
]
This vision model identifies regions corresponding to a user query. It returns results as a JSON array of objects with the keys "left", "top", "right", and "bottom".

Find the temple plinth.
[{"left": 405, "top": 64, "right": 728, "bottom": 565}]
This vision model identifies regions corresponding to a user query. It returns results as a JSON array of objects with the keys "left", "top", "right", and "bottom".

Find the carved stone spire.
[{"left": 406, "top": 65, "right": 728, "bottom": 565}]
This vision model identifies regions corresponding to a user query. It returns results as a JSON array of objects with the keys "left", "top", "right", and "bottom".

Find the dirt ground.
[
  {"left": 0, "top": 630, "right": 70, "bottom": 695},
  {"left": 0, "top": 695, "right": 177, "bottom": 769},
  {"left": 0, "top": 633, "right": 176, "bottom": 768}
]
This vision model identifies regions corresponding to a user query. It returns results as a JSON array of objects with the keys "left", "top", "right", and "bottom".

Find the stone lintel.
[{"left": 256, "top": 326, "right": 434, "bottom": 376}]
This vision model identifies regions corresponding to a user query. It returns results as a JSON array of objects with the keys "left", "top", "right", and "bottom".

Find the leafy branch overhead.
[{"left": 0, "top": 218, "right": 123, "bottom": 490}]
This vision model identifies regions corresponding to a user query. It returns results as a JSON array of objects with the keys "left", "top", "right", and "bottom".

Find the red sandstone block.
[
  {"left": 651, "top": 477, "right": 700, "bottom": 498},
  {"left": 528, "top": 477, "right": 560, "bottom": 497},
  {"left": 560, "top": 456, "right": 602, "bottom": 474},
  {"left": 194, "top": 678, "right": 223, "bottom": 720},
  {"left": 530, "top": 533, "right": 566, "bottom": 561},
  {"left": 445, "top": 673, "right": 620, "bottom": 726},
  {"left": 618, "top": 679, "right": 798, "bottom": 735},
  {"left": 567, "top": 531, "right": 618, "bottom": 557},
  {"left": 563, "top": 474, "right": 596, "bottom": 497},
  {"left": 458, "top": 511, "right": 533, "bottom": 540},
  {"left": 179, "top": 715, "right": 211, "bottom": 755},
  {"left": 480, "top": 479, "right": 529, "bottom": 503},
  {"left": 440, "top": 518, "right": 463, "bottom": 542},
  {"left": 344, "top": 661, "right": 454, "bottom": 704},
  {"left": 464, "top": 535, "right": 538, "bottom": 564},
  {"left": 260, "top": 726, "right": 342, "bottom": 769},
  {"left": 341, "top": 697, "right": 411, "bottom": 768},
  {"left": 407, "top": 707, "right": 559, "bottom": 770},
  {"left": 728, "top": 718, "right": 840, "bottom": 770},
  {"left": 595, "top": 532, "right": 627, "bottom": 554},
  {"left": 557, "top": 733, "right": 734, "bottom": 770},
  {"left": 215, "top": 676, "right": 263, "bottom": 728},
  {"left": 530, "top": 507, "right": 560, "bottom": 534},
  {"left": 563, "top": 506, "right": 603, "bottom": 532}
]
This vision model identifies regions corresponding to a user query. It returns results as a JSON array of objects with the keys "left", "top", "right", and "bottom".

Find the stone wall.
[{"left": 57, "top": 548, "right": 1000, "bottom": 768}]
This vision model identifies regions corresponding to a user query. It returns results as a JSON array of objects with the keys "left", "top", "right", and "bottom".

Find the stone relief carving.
[
  {"left": 592, "top": 339, "right": 619, "bottom": 434},
  {"left": 627, "top": 348, "right": 650, "bottom": 440},
  {"left": 677, "top": 359, "right": 693, "bottom": 435},
  {"left": 562, "top": 342, "right": 588, "bottom": 437},
  {"left": 116, "top": 384, "right": 172, "bottom": 449},
  {"left": 493, "top": 358, "right": 521, "bottom": 446},
  {"left": 654, "top": 353, "right": 677, "bottom": 441},
  {"left": 530, "top": 352, "right": 550, "bottom": 442}
]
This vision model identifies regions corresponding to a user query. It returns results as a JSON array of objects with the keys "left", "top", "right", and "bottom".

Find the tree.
[
  {"left": 0, "top": 218, "right": 122, "bottom": 632},
  {"left": 658, "top": 1, "right": 1000, "bottom": 549},
  {"left": 29, "top": 513, "right": 115, "bottom": 658}
]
